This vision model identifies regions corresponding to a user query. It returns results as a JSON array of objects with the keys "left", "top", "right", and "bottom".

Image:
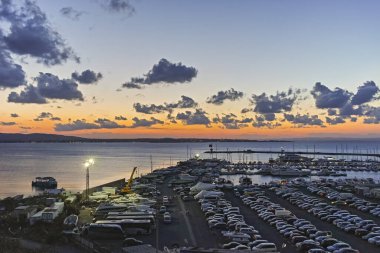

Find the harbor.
[{"left": 1, "top": 150, "right": 380, "bottom": 252}]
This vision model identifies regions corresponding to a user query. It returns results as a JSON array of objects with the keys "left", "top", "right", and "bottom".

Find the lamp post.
[{"left": 84, "top": 158, "right": 95, "bottom": 201}]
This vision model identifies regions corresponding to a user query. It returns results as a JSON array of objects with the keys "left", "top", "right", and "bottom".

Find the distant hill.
[
  {"left": 0, "top": 133, "right": 288, "bottom": 143},
  {"left": 0, "top": 133, "right": 87, "bottom": 142}
]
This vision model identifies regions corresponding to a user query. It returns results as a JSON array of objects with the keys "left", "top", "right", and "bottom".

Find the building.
[{"left": 12, "top": 205, "right": 38, "bottom": 222}]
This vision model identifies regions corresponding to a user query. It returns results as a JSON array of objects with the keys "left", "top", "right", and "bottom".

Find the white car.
[{"left": 251, "top": 242, "right": 277, "bottom": 252}]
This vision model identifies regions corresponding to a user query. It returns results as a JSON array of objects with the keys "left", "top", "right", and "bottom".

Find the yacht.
[{"left": 270, "top": 167, "right": 311, "bottom": 177}]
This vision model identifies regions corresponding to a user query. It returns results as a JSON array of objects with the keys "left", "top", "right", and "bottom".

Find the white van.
[{"left": 251, "top": 242, "right": 278, "bottom": 252}]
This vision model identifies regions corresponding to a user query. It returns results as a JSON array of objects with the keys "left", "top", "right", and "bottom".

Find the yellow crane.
[{"left": 121, "top": 167, "right": 137, "bottom": 194}]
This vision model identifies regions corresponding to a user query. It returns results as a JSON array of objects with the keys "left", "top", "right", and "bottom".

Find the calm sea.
[{"left": 0, "top": 140, "right": 380, "bottom": 198}]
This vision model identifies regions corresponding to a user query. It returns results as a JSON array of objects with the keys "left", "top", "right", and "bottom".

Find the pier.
[{"left": 204, "top": 149, "right": 380, "bottom": 158}]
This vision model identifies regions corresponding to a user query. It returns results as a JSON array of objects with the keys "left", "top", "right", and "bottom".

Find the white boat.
[{"left": 270, "top": 167, "right": 311, "bottom": 177}]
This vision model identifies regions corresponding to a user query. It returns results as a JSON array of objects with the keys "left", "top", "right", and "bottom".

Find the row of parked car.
[
  {"left": 307, "top": 185, "right": 380, "bottom": 217},
  {"left": 274, "top": 185, "right": 380, "bottom": 251},
  {"left": 198, "top": 190, "right": 278, "bottom": 252},
  {"left": 240, "top": 187, "right": 354, "bottom": 253},
  {"left": 297, "top": 186, "right": 380, "bottom": 245}
]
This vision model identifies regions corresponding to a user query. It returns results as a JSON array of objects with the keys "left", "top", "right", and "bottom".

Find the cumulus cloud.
[
  {"left": 33, "top": 112, "right": 61, "bottom": 121},
  {"left": 251, "top": 88, "right": 300, "bottom": 114},
  {"left": 351, "top": 81, "right": 379, "bottom": 105},
  {"left": 60, "top": 7, "right": 84, "bottom": 20},
  {"left": 94, "top": 118, "right": 127, "bottom": 128},
  {"left": 1, "top": 0, "right": 79, "bottom": 65},
  {"left": 325, "top": 116, "right": 346, "bottom": 125},
  {"left": 213, "top": 113, "right": 252, "bottom": 129},
  {"left": 55, "top": 119, "right": 100, "bottom": 131},
  {"left": 129, "top": 117, "right": 164, "bottom": 128},
  {"left": 0, "top": 121, "right": 16, "bottom": 126},
  {"left": 176, "top": 109, "right": 211, "bottom": 126},
  {"left": 241, "top": 108, "right": 251, "bottom": 114},
  {"left": 35, "top": 73, "right": 84, "bottom": 101},
  {"left": 10, "top": 113, "right": 19, "bottom": 118},
  {"left": 339, "top": 103, "right": 364, "bottom": 117},
  {"left": 134, "top": 103, "right": 167, "bottom": 114},
  {"left": 115, "top": 115, "right": 127, "bottom": 121},
  {"left": 100, "top": 0, "right": 135, "bottom": 15},
  {"left": 363, "top": 107, "right": 380, "bottom": 124},
  {"left": 311, "top": 82, "right": 351, "bottom": 109},
  {"left": 166, "top": 96, "right": 198, "bottom": 109},
  {"left": 122, "top": 58, "right": 197, "bottom": 89},
  {"left": 55, "top": 118, "right": 126, "bottom": 131},
  {"left": 252, "top": 115, "right": 281, "bottom": 128},
  {"left": 71, "top": 70, "right": 103, "bottom": 84},
  {"left": 206, "top": 88, "right": 244, "bottom": 105},
  {"left": 0, "top": 49, "right": 26, "bottom": 88},
  {"left": 284, "top": 113, "right": 324, "bottom": 127},
  {"left": 134, "top": 96, "right": 197, "bottom": 114},
  {"left": 8, "top": 85, "right": 47, "bottom": 104}
]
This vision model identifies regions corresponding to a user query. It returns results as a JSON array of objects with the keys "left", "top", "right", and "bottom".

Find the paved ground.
[
  {"left": 224, "top": 191, "right": 297, "bottom": 253},
  {"left": 265, "top": 189, "right": 380, "bottom": 253}
]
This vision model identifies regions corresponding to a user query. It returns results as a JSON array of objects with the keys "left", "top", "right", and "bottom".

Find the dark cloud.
[
  {"left": 325, "top": 116, "right": 346, "bottom": 125},
  {"left": 133, "top": 103, "right": 167, "bottom": 114},
  {"left": 33, "top": 112, "right": 61, "bottom": 121},
  {"left": 122, "top": 82, "right": 142, "bottom": 89},
  {"left": 1, "top": 0, "right": 79, "bottom": 65},
  {"left": 35, "top": 73, "right": 84, "bottom": 101},
  {"left": 213, "top": 113, "right": 251, "bottom": 129},
  {"left": 338, "top": 103, "right": 363, "bottom": 117},
  {"left": 94, "top": 118, "right": 127, "bottom": 128},
  {"left": 8, "top": 85, "right": 47, "bottom": 104},
  {"left": 206, "top": 88, "right": 244, "bottom": 105},
  {"left": 284, "top": 113, "right": 324, "bottom": 127},
  {"left": 327, "top": 108, "right": 337, "bottom": 116},
  {"left": 241, "top": 108, "right": 251, "bottom": 114},
  {"left": 263, "top": 113, "right": 276, "bottom": 121},
  {"left": 0, "top": 49, "right": 26, "bottom": 88},
  {"left": 166, "top": 96, "right": 198, "bottom": 109},
  {"left": 176, "top": 109, "right": 210, "bottom": 126},
  {"left": 60, "top": 7, "right": 84, "bottom": 20},
  {"left": 0, "top": 121, "right": 16, "bottom": 126},
  {"left": 100, "top": 0, "right": 135, "bottom": 15},
  {"left": 10, "top": 113, "right": 19, "bottom": 118},
  {"left": 122, "top": 58, "right": 197, "bottom": 89},
  {"left": 251, "top": 88, "right": 299, "bottom": 114},
  {"left": 351, "top": 81, "right": 379, "bottom": 105},
  {"left": 71, "top": 70, "right": 103, "bottom": 84},
  {"left": 252, "top": 115, "right": 281, "bottom": 128},
  {"left": 129, "top": 117, "right": 164, "bottom": 128},
  {"left": 363, "top": 107, "right": 380, "bottom": 124},
  {"left": 55, "top": 119, "right": 100, "bottom": 131},
  {"left": 311, "top": 82, "right": 351, "bottom": 109},
  {"left": 134, "top": 96, "right": 197, "bottom": 114},
  {"left": 115, "top": 115, "right": 127, "bottom": 121}
]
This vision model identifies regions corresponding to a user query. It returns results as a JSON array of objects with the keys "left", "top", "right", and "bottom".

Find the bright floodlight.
[
  {"left": 195, "top": 153, "right": 200, "bottom": 158},
  {"left": 84, "top": 161, "right": 90, "bottom": 168},
  {"left": 89, "top": 158, "right": 95, "bottom": 165}
]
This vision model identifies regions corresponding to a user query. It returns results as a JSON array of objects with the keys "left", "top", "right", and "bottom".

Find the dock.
[{"left": 204, "top": 149, "right": 380, "bottom": 158}]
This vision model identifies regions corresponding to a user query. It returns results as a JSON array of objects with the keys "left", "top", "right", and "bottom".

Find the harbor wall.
[{"left": 83, "top": 178, "right": 125, "bottom": 196}]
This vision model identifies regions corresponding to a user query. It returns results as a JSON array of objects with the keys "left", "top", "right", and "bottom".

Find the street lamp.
[{"left": 84, "top": 158, "right": 95, "bottom": 201}]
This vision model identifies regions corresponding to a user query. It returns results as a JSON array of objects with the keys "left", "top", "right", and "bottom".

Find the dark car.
[{"left": 123, "top": 238, "right": 143, "bottom": 247}]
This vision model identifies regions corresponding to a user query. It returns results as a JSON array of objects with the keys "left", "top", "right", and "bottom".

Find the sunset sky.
[{"left": 0, "top": 0, "right": 380, "bottom": 139}]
